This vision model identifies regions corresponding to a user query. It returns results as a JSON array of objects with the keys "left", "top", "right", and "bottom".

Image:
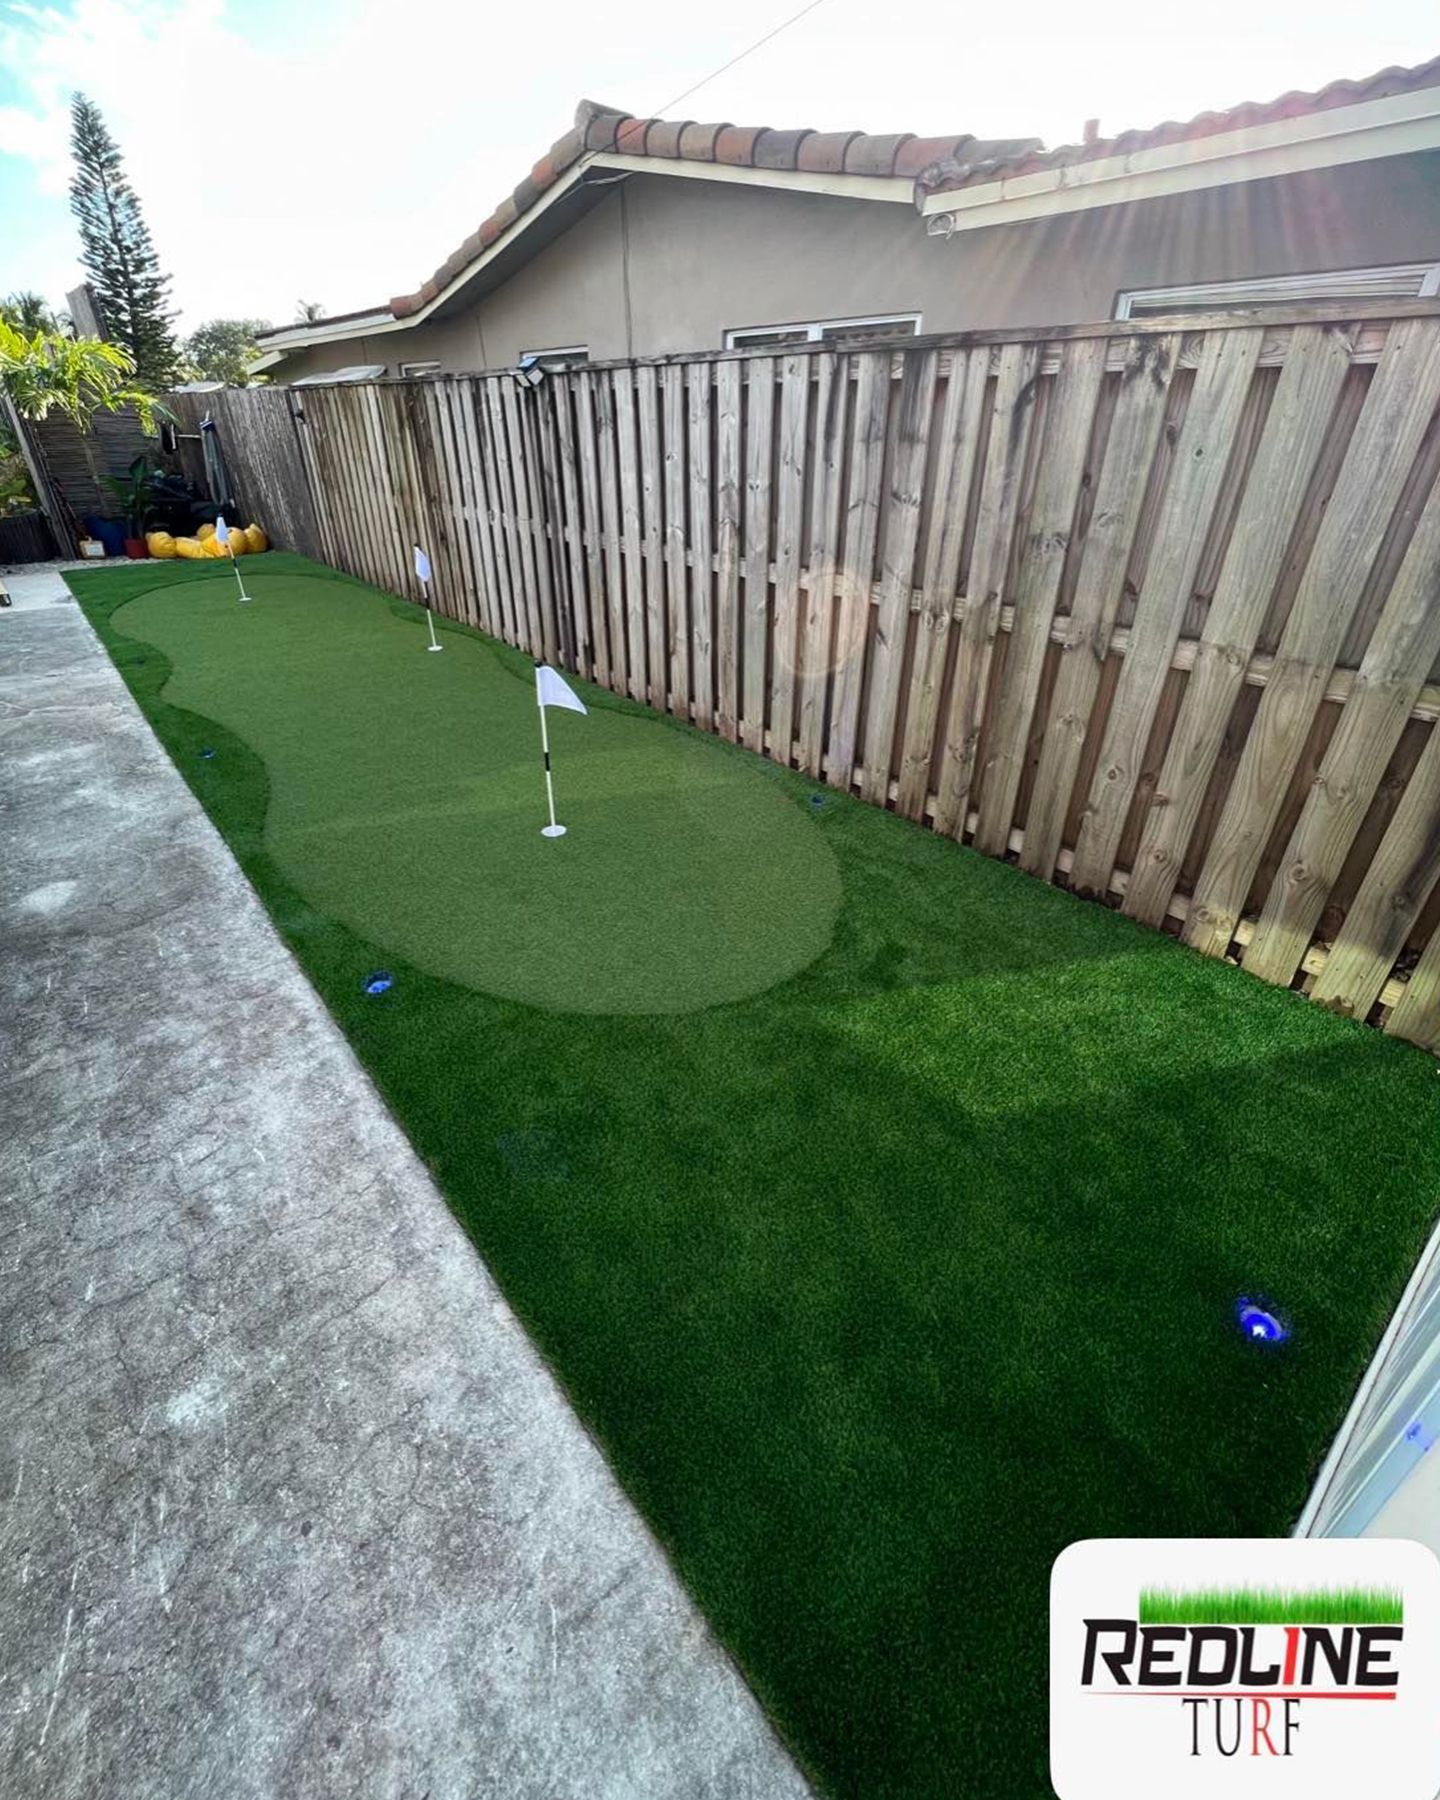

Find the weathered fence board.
[
  {"left": 895, "top": 347, "right": 987, "bottom": 819},
  {"left": 975, "top": 336, "right": 1106, "bottom": 856},
  {"left": 183, "top": 302, "right": 1440, "bottom": 1049},
  {"left": 742, "top": 357, "right": 775, "bottom": 755},
  {"left": 863, "top": 351, "right": 937, "bottom": 807},
  {"left": 771, "top": 355, "right": 809, "bottom": 764},
  {"left": 686, "top": 366, "right": 714, "bottom": 732},
  {"left": 1071, "top": 328, "right": 1265, "bottom": 896},
  {"left": 661, "top": 365, "right": 690, "bottom": 719},
  {"left": 797, "top": 355, "right": 845, "bottom": 779},
  {"left": 933, "top": 340, "right": 1040, "bottom": 838},
  {"left": 828, "top": 354, "right": 889, "bottom": 791}
]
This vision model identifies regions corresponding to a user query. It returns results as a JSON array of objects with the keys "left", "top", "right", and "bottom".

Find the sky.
[{"left": 0, "top": 0, "right": 1435, "bottom": 337}]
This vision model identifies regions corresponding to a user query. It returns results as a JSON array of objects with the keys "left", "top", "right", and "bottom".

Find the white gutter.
[
  {"left": 253, "top": 309, "right": 394, "bottom": 354},
  {"left": 920, "top": 86, "right": 1440, "bottom": 230},
  {"left": 590, "top": 150, "right": 913, "bottom": 205}
]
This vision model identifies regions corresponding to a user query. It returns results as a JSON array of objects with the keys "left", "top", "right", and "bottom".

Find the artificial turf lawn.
[{"left": 73, "top": 553, "right": 1440, "bottom": 1798}]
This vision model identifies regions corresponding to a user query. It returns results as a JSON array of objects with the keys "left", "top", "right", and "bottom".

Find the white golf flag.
[
  {"left": 413, "top": 545, "right": 432, "bottom": 584},
  {"left": 216, "top": 512, "right": 250, "bottom": 601},
  {"left": 536, "top": 665, "right": 587, "bottom": 715}
]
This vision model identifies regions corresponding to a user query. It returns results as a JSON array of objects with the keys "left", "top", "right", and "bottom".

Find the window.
[
  {"left": 399, "top": 360, "right": 441, "bottom": 377},
  {"left": 521, "top": 346, "right": 589, "bottom": 369},
  {"left": 1115, "top": 263, "right": 1440, "bottom": 320},
  {"left": 724, "top": 313, "right": 921, "bottom": 350}
]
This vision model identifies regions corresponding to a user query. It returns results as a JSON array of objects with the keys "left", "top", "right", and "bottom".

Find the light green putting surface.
[{"left": 113, "top": 572, "right": 841, "bottom": 1013}]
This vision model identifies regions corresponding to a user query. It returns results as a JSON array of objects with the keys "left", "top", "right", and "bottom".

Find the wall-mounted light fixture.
[{"left": 514, "top": 354, "right": 546, "bottom": 389}]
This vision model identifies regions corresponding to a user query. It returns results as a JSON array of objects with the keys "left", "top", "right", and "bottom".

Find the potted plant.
[{"left": 105, "top": 455, "right": 160, "bottom": 558}]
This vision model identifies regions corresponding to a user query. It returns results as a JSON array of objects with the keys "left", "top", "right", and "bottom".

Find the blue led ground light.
[
  {"left": 1236, "top": 1299, "right": 1289, "bottom": 1345},
  {"left": 200, "top": 747, "right": 216, "bottom": 760},
  {"left": 363, "top": 971, "right": 394, "bottom": 996}
]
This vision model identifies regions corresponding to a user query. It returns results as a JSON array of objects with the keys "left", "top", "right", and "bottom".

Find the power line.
[{"left": 652, "top": 0, "right": 831, "bottom": 120}]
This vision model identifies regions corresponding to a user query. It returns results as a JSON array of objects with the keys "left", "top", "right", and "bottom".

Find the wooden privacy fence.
[
  {"left": 168, "top": 387, "right": 323, "bottom": 559},
  {"left": 198, "top": 302, "right": 1440, "bottom": 1051}
]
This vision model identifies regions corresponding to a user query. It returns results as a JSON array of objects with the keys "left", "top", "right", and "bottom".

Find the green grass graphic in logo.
[{"left": 1138, "top": 1587, "right": 1404, "bottom": 1626}]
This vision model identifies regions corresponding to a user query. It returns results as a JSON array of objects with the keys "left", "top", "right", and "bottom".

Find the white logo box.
[{"left": 1051, "top": 1537, "right": 1440, "bottom": 1799}]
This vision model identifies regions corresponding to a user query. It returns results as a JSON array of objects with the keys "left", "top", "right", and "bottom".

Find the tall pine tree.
[{"left": 68, "top": 94, "right": 178, "bottom": 388}]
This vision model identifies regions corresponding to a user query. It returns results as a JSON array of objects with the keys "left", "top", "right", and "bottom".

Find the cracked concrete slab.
[{"left": 0, "top": 570, "right": 810, "bottom": 1800}]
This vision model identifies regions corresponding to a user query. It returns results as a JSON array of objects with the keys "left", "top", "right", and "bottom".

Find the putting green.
[{"left": 112, "top": 572, "right": 841, "bottom": 1013}]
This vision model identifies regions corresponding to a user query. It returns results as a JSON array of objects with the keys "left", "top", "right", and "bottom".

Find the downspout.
[{"left": 620, "top": 181, "right": 635, "bottom": 359}]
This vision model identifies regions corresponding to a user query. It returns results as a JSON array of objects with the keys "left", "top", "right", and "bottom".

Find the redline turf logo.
[
  {"left": 1081, "top": 1586, "right": 1402, "bottom": 1757},
  {"left": 1051, "top": 1540, "right": 1440, "bottom": 1799}
]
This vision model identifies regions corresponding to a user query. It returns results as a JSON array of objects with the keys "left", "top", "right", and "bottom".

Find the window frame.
[
  {"left": 398, "top": 359, "right": 442, "bottom": 378},
  {"left": 723, "top": 312, "right": 922, "bottom": 350},
  {"left": 1114, "top": 263, "right": 1440, "bottom": 320}
]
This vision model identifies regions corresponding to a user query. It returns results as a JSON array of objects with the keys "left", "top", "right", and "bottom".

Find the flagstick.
[
  {"left": 229, "top": 542, "right": 251, "bottom": 603},
  {"left": 422, "top": 579, "right": 441, "bottom": 651},
  {"left": 538, "top": 700, "right": 566, "bottom": 837}
]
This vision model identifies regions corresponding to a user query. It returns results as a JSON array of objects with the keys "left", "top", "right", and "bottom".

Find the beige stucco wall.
[{"left": 271, "top": 151, "right": 1440, "bottom": 381}]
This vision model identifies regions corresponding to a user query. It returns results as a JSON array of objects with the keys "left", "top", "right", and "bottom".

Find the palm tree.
[
  {"left": 0, "top": 321, "right": 164, "bottom": 548},
  {"left": 1, "top": 291, "right": 59, "bottom": 333},
  {"left": 0, "top": 320, "right": 158, "bottom": 430}
]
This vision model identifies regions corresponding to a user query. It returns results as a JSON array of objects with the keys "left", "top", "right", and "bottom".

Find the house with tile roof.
[{"left": 253, "top": 56, "right": 1440, "bottom": 383}]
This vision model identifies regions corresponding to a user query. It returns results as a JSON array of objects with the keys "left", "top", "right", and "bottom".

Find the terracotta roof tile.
[
  {"left": 843, "top": 132, "right": 913, "bottom": 176},
  {"left": 550, "top": 128, "right": 584, "bottom": 172},
  {"left": 752, "top": 127, "right": 814, "bottom": 170},
  {"left": 582, "top": 107, "right": 630, "bottom": 152},
  {"left": 714, "top": 124, "right": 767, "bottom": 166},
  {"left": 678, "top": 121, "right": 727, "bottom": 161},
  {"left": 615, "top": 116, "right": 655, "bottom": 155},
  {"left": 797, "top": 129, "right": 861, "bottom": 174},
  {"left": 893, "top": 135, "right": 970, "bottom": 177},
  {"left": 644, "top": 119, "right": 692, "bottom": 159}
]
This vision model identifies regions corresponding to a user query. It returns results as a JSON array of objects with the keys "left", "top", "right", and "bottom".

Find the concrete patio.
[{"left": 0, "top": 564, "right": 808, "bottom": 1799}]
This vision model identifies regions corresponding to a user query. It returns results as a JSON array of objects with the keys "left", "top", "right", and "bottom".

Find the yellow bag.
[
  {"left": 243, "top": 524, "right": 268, "bottom": 554},
  {"left": 174, "top": 536, "right": 205, "bottom": 559},
  {"left": 196, "top": 521, "right": 216, "bottom": 541},
  {"left": 146, "top": 530, "right": 177, "bottom": 559},
  {"left": 202, "top": 534, "right": 229, "bottom": 558},
  {"left": 227, "top": 530, "right": 247, "bottom": 555}
]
